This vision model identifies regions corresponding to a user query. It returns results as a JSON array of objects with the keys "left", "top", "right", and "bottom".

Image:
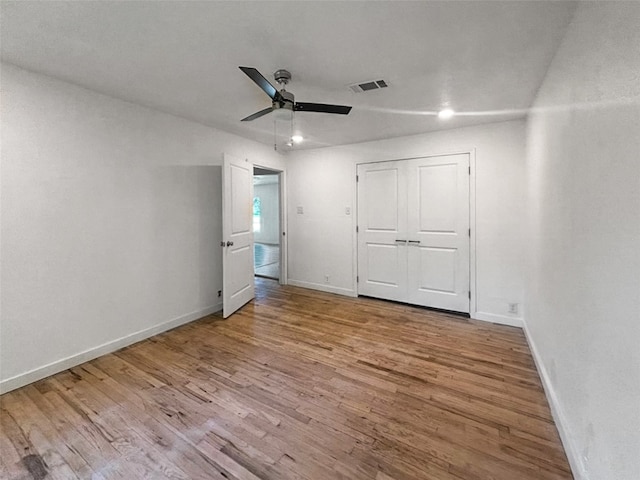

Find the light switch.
[{"left": 345, "top": 207, "right": 351, "bottom": 215}]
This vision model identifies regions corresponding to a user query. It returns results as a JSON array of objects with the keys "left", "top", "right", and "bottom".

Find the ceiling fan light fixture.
[
  {"left": 291, "top": 134, "right": 303, "bottom": 144},
  {"left": 438, "top": 108, "right": 455, "bottom": 120}
]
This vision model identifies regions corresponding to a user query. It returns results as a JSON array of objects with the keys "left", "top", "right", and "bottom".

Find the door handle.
[
  {"left": 395, "top": 239, "right": 408, "bottom": 244},
  {"left": 226, "top": 241, "right": 234, "bottom": 247},
  {"left": 407, "top": 240, "right": 420, "bottom": 245}
]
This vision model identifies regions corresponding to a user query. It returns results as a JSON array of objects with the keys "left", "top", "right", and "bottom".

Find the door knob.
[{"left": 227, "top": 241, "right": 234, "bottom": 247}]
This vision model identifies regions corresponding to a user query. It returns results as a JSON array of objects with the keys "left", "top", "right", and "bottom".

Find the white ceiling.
[{"left": 1, "top": 1, "right": 576, "bottom": 150}]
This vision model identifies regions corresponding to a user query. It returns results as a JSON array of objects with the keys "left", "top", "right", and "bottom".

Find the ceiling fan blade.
[
  {"left": 239, "top": 66, "right": 279, "bottom": 100},
  {"left": 294, "top": 102, "right": 352, "bottom": 115},
  {"left": 241, "top": 107, "right": 274, "bottom": 122}
]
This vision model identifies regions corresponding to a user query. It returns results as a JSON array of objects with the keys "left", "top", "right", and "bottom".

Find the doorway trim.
[{"left": 253, "top": 164, "right": 287, "bottom": 285}]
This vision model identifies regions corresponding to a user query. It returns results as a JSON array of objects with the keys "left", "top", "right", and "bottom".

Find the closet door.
[
  {"left": 406, "top": 154, "right": 470, "bottom": 312},
  {"left": 356, "top": 161, "right": 408, "bottom": 302}
]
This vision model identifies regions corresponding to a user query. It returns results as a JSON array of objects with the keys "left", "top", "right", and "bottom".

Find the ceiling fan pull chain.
[{"left": 273, "top": 118, "right": 277, "bottom": 151}]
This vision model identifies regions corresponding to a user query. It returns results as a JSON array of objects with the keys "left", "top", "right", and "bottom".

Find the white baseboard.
[
  {"left": 472, "top": 311, "right": 524, "bottom": 328},
  {"left": 523, "top": 321, "right": 587, "bottom": 480},
  {"left": 287, "top": 279, "right": 357, "bottom": 298},
  {"left": 0, "top": 303, "right": 222, "bottom": 395}
]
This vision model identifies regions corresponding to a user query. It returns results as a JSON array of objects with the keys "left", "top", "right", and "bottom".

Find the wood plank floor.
[{"left": 0, "top": 278, "right": 573, "bottom": 479}]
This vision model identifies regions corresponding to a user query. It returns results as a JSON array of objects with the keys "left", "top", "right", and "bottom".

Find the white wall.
[
  {"left": 0, "top": 64, "right": 284, "bottom": 392},
  {"left": 254, "top": 181, "right": 280, "bottom": 245},
  {"left": 286, "top": 119, "right": 527, "bottom": 324},
  {"left": 525, "top": 3, "right": 640, "bottom": 480}
]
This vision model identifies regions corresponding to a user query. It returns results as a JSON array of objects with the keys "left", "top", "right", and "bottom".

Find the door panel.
[
  {"left": 416, "top": 246, "right": 457, "bottom": 293},
  {"left": 366, "top": 243, "right": 403, "bottom": 286},
  {"left": 407, "top": 154, "right": 469, "bottom": 312},
  {"left": 357, "top": 162, "right": 407, "bottom": 302},
  {"left": 228, "top": 244, "right": 254, "bottom": 296},
  {"left": 223, "top": 154, "right": 254, "bottom": 318},
  {"left": 365, "top": 169, "right": 400, "bottom": 231},
  {"left": 417, "top": 163, "right": 458, "bottom": 233},
  {"left": 230, "top": 164, "right": 252, "bottom": 235}
]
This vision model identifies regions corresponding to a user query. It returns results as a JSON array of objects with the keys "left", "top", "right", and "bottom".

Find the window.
[{"left": 253, "top": 197, "right": 261, "bottom": 232}]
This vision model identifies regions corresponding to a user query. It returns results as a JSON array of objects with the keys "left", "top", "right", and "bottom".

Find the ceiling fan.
[{"left": 239, "top": 66, "right": 352, "bottom": 121}]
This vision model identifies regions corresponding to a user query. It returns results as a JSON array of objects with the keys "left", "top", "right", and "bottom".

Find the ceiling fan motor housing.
[
  {"left": 275, "top": 89, "right": 295, "bottom": 111},
  {"left": 274, "top": 69, "right": 291, "bottom": 85}
]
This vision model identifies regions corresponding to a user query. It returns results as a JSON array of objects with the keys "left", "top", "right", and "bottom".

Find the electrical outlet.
[
  {"left": 218, "top": 290, "right": 222, "bottom": 297},
  {"left": 508, "top": 303, "right": 519, "bottom": 314},
  {"left": 345, "top": 207, "right": 351, "bottom": 215},
  {"left": 324, "top": 275, "right": 330, "bottom": 284},
  {"left": 297, "top": 206, "right": 304, "bottom": 214}
]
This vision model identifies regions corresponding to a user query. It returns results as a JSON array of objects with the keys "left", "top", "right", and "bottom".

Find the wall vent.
[{"left": 349, "top": 79, "right": 388, "bottom": 93}]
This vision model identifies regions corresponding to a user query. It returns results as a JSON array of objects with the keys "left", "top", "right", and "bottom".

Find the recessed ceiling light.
[
  {"left": 291, "top": 135, "right": 303, "bottom": 143},
  {"left": 438, "top": 108, "right": 455, "bottom": 120}
]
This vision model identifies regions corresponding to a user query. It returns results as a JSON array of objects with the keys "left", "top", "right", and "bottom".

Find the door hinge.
[
  {"left": 468, "top": 228, "right": 471, "bottom": 237},
  {"left": 468, "top": 291, "right": 471, "bottom": 300},
  {"left": 357, "top": 276, "right": 359, "bottom": 283},
  {"left": 356, "top": 225, "right": 359, "bottom": 233},
  {"left": 468, "top": 166, "right": 471, "bottom": 175},
  {"left": 356, "top": 175, "right": 359, "bottom": 182}
]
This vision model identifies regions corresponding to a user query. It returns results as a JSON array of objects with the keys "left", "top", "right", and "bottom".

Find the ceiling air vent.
[{"left": 349, "top": 79, "right": 388, "bottom": 93}]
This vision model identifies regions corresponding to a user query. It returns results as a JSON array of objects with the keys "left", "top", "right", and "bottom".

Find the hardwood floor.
[
  {"left": 0, "top": 278, "right": 572, "bottom": 479},
  {"left": 254, "top": 243, "right": 280, "bottom": 279}
]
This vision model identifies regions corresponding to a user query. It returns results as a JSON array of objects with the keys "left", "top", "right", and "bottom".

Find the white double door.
[{"left": 357, "top": 153, "right": 470, "bottom": 313}]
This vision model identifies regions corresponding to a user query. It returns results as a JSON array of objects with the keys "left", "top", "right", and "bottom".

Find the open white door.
[{"left": 222, "top": 154, "right": 254, "bottom": 318}]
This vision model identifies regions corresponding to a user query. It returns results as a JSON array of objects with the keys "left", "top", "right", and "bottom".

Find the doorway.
[{"left": 253, "top": 167, "right": 281, "bottom": 280}]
